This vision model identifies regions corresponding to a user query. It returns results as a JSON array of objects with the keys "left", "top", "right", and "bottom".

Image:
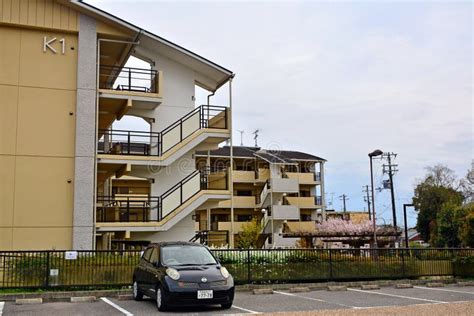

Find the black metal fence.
[{"left": 0, "top": 248, "right": 472, "bottom": 289}]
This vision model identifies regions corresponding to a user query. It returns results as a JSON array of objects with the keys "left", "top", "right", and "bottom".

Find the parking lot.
[{"left": 2, "top": 285, "right": 473, "bottom": 315}]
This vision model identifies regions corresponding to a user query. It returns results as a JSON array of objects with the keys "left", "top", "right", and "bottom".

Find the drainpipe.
[
  {"left": 229, "top": 78, "right": 234, "bottom": 248},
  {"left": 207, "top": 92, "right": 215, "bottom": 105}
]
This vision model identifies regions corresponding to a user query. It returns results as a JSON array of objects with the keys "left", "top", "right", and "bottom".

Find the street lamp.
[{"left": 369, "top": 149, "right": 383, "bottom": 247}]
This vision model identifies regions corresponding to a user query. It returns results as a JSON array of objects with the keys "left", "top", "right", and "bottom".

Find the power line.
[
  {"left": 362, "top": 185, "right": 372, "bottom": 220},
  {"left": 339, "top": 194, "right": 349, "bottom": 212},
  {"left": 382, "top": 152, "right": 399, "bottom": 228}
]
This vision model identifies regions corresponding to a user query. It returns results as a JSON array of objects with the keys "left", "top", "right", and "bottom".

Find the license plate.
[{"left": 197, "top": 290, "right": 213, "bottom": 299}]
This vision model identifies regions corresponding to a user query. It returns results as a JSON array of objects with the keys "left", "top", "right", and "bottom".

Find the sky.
[{"left": 86, "top": 0, "right": 473, "bottom": 227}]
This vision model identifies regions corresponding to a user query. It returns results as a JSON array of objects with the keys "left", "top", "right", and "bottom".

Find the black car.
[{"left": 132, "top": 242, "right": 234, "bottom": 311}]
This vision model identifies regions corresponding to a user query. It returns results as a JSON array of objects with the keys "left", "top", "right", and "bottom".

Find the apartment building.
[
  {"left": 194, "top": 146, "right": 327, "bottom": 248},
  {"left": 0, "top": 0, "right": 234, "bottom": 250}
]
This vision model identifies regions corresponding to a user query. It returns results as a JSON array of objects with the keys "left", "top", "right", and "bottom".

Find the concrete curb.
[
  {"left": 252, "top": 289, "right": 274, "bottom": 295},
  {"left": 289, "top": 287, "right": 310, "bottom": 293},
  {"left": 426, "top": 282, "right": 445, "bottom": 287},
  {"left": 117, "top": 294, "right": 133, "bottom": 301},
  {"left": 361, "top": 284, "right": 380, "bottom": 290},
  {"left": 328, "top": 286, "right": 347, "bottom": 291},
  {"left": 70, "top": 296, "right": 96, "bottom": 303},
  {"left": 235, "top": 276, "right": 458, "bottom": 292},
  {"left": 0, "top": 289, "right": 131, "bottom": 302},
  {"left": 395, "top": 284, "right": 414, "bottom": 289},
  {"left": 15, "top": 298, "right": 43, "bottom": 305},
  {"left": 0, "top": 277, "right": 466, "bottom": 301}
]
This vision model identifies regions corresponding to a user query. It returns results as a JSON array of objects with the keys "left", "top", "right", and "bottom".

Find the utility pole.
[
  {"left": 339, "top": 194, "right": 348, "bottom": 212},
  {"left": 362, "top": 185, "right": 372, "bottom": 220},
  {"left": 382, "top": 152, "right": 398, "bottom": 228}
]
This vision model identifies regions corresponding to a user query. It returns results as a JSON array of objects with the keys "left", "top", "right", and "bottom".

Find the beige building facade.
[
  {"left": 0, "top": 0, "right": 234, "bottom": 250},
  {"left": 194, "top": 146, "right": 327, "bottom": 248}
]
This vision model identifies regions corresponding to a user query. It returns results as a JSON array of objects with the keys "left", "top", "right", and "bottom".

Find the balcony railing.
[
  {"left": 99, "top": 65, "right": 160, "bottom": 94},
  {"left": 96, "top": 168, "right": 228, "bottom": 223},
  {"left": 98, "top": 105, "right": 228, "bottom": 156}
]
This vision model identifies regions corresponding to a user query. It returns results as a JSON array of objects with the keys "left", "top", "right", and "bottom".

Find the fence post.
[
  {"left": 401, "top": 248, "right": 406, "bottom": 278},
  {"left": 328, "top": 249, "right": 333, "bottom": 281},
  {"left": 44, "top": 252, "right": 50, "bottom": 289},
  {"left": 247, "top": 249, "right": 251, "bottom": 284},
  {"left": 451, "top": 249, "right": 456, "bottom": 277}
]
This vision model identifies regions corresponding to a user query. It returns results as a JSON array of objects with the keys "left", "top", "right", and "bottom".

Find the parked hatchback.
[{"left": 132, "top": 242, "right": 234, "bottom": 311}]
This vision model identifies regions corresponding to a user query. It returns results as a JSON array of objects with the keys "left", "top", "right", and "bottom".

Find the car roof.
[{"left": 148, "top": 241, "right": 204, "bottom": 247}]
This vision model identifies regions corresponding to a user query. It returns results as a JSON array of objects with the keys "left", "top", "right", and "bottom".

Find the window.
[
  {"left": 300, "top": 190, "right": 311, "bottom": 197},
  {"left": 161, "top": 245, "right": 217, "bottom": 265},
  {"left": 237, "top": 215, "right": 252, "bottom": 221}
]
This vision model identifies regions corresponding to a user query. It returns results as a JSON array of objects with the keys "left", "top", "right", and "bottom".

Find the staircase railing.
[
  {"left": 98, "top": 105, "right": 228, "bottom": 156},
  {"left": 96, "top": 168, "right": 228, "bottom": 223}
]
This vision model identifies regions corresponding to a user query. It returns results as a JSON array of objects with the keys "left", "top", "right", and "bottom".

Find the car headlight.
[
  {"left": 220, "top": 267, "right": 230, "bottom": 279},
  {"left": 166, "top": 268, "right": 180, "bottom": 281}
]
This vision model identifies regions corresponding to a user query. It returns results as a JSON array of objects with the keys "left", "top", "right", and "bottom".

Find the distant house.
[{"left": 401, "top": 228, "right": 429, "bottom": 247}]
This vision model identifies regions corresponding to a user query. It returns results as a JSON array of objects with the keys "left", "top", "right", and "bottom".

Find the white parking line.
[
  {"left": 100, "top": 297, "right": 134, "bottom": 316},
  {"left": 414, "top": 286, "right": 474, "bottom": 295},
  {"left": 274, "top": 290, "right": 356, "bottom": 308},
  {"left": 0, "top": 302, "right": 4, "bottom": 316},
  {"left": 231, "top": 304, "right": 260, "bottom": 314},
  {"left": 348, "top": 288, "right": 447, "bottom": 303}
]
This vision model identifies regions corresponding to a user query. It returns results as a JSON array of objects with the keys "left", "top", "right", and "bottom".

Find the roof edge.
[{"left": 72, "top": 0, "right": 234, "bottom": 87}]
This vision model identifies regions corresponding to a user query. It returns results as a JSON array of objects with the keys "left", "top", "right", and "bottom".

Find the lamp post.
[
  {"left": 403, "top": 203, "right": 414, "bottom": 249},
  {"left": 369, "top": 149, "right": 383, "bottom": 247}
]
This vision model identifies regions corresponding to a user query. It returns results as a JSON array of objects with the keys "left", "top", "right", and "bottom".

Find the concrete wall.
[
  {"left": 134, "top": 213, "right": 196, "bottom": 242},
  {"left": 72, "top": 14, "right": 97, "bottom": 250}
]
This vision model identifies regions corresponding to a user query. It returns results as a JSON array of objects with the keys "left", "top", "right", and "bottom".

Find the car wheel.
[
  {"left": 155, "top": 285, "right": 168, "bottom": 311},
  {"left": 132, "top": 280, "right": 143, "bottom": 301},
  {"left": 221, "top": 302, "right": 233, "bottom": 309}
]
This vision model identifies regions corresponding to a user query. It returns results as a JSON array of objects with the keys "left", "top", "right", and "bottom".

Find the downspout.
[
  {"left": 207, "top": 91, "right": 215, "bottom": 105},
  {"left": 228, "top": 77, "right": 234, "bottom": 248}
]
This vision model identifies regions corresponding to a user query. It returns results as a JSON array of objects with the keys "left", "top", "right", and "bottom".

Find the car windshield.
[{"left": 161, "top": 245, "right": 218, "bottom": 266}]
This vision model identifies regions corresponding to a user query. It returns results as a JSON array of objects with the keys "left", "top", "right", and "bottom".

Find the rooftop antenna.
[
  {"left": 237, "top": 130, "right": 244, "bottom": 146},
  {"left": 252, "top": 129, "right": 260, "bottom": 147}
]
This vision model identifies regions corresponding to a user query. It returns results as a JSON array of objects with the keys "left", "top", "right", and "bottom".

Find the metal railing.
[
  {"left": 98, "top": 105, "right": 228, "bottom": 156},
  {"left": 0, "top": 248, "right": 472, "bottom": 289},
  {"left": 189, "top": 230, "right": 229, "bottom": 246},
  {"left": 96, "top": 196, "right": 159, "bottom": 222},
  {"left": 99, "top": 65, "right": 159, "bottom": 93},
  {"left": 96, "top": 168, "right": 228, "bottom": 223}
]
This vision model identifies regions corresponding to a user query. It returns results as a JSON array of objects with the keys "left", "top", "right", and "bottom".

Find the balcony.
[
  {"left": 99, "top": 65, "right": 163, "bottom": 98},
  {"left": 232, "top": 170, "right": 256, "bottom": 182},
  {"left": 96, "top": 168, "right": 228, "bottom": 224},
  {"left": 218, "top": 196, "right": 256, "bottom": 208},
  {"left": 272, "top": 205, "right": 299, "bottom": 220},
  {"left": 98, "top": 105, "right": 229, "bottom": 160},
  {"left": 217, "top": 221, "right": 250, "bottom": 233},
  {"left": 286, "top": 172, "right": 320, "bottom": 184},
  {"left": 270, "top": 178, "right": 299, "bottom": 193},
  {"left": 284, "top": 196, "right": 322, "bottom": 208}
]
